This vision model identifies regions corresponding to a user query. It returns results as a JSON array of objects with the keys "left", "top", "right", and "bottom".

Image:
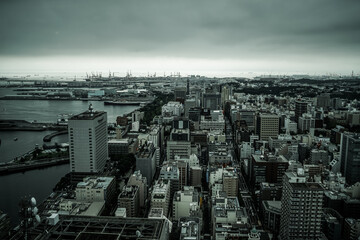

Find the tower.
[
  {"left": 340, "top": 132, "right": 360, "bottom": 185},
  {"left": 280, "top": 169, "right": 323, "bottom": 239},
  {"left": 259, "top": 114, "right": 279, "bottom": 141},
  {"left": 295, "top": 99, "right": 308, "bottom": 123},
  {"left": 186, "top": 78, "right": 190, "bottom": 95},
  {"left": 68, "top": 104, "right": 108, "bottom": 173}
]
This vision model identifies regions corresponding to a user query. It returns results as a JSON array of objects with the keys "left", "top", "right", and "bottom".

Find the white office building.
[
  {"left": 75, "top": 176, "right": 116, "bottom": 203},
  {"left": 151, "top": 179, "right": 171, "bottom": 217},
  {"left": 172, "top": 186, "right": 199, "bottom": 220},
  {"left": 68, "top": 104, "right": 108, "bottom": 173}
]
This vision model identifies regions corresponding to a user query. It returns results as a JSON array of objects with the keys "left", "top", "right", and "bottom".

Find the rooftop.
[
  {"left": 262, "top": 200, "right": 281, "bottom": 214},
  {"left": 30, "top": 215, "right": 167, "bottom": 239},
  {"left": 70, "top": 105, "right": 106, "bottom": 120},
  {"left": 148, "top": 208, "right": 164, "bottom": 218},
  {"left": 118, "top": 185, "right": 139, "bottom": 199},
  {"left": 77, "top": 176, "right": 114, "bottom": 189},
  {"left": 180, "top": 220, "right": 199, "bottom": 240},
  {"left": 290, "top": 182, "right": 324, "bottom": 191}
]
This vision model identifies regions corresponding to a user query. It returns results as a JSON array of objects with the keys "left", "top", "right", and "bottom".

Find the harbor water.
[{"left": 0, "top": 88, "right": 140, "bottom": 225}]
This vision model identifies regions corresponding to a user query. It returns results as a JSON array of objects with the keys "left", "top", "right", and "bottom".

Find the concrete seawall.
[
  {"left": 43, "top": 130, "right": 68, "bottom": 142},
  {"left": 0, "top": 120, "right": 66, "bottom": 131},
  {"left": 0, "top": 158, "right": 69, "bottom": 176}
]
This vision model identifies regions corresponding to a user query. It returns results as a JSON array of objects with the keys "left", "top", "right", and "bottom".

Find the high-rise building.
[
  {"left": 172, "top": 186, "right": 199, "bottom": 220},
  {"left": 221, "top": 85, "right": 231, "bottom": 107},
  {"left": 184, "top": 99, "right": 196, "bottom": 117},
  {"left": 310, "top": 149, "right": 329, "bottom": 165},
  {"left": 151, "top": 179, "right": 171, "bottom": 217},
  {"left": 128, "top": 171, "right": 148, "bottom": 208},
  {"left": 259, "top": 114, "right": 279, "bottom": 141},
  {"left": 132, "top": 110, "right": 144, "bottom": 123},
  {"left": 295, "top": 99, "right": 308, "bottom": 123},
  {"left": 174, "top": 87, "right": 187, "bottom": 103},
  {"left": 108, "top": 139, "right": 129, "bottom": 159},
  {"left": 75, "top": 176, "right": 116, "bottom": 203},
  {"left": 117, "top": 185, "right": 140, "bottom": 217},
  {"left": 135, "top": 142, "right": 156, "bottom": 184},
  {"left": 317, "top": 93, "right": 331, "bottom": 109},
  {"left": 340, "top": 132, "right": 360, "bottom": 185},
  {"left": 322, "top": 209, "right": 343, "bottom": 240},
  {"left": 250, "top": 154, "right": 288, "bottom": 189},
  {"left": 239, "top": 110, "right": 256, "bottom": 131},
  {"left": 203, "top": 93, "right": 221, "bottom": 110},
  {"left": 160, "top": 162, "right": 180, "bottom": 198},
  {"left": 186, "top": 79, "right": 190, "bottom": 95},
  {"left": 223, "top": 170, "right": 239, "bottom": 197},
  {"left": 167, "top": 141, "right": 191, "bottom": 161},
  {"left": 68, "top": 104, "right": 108, "bottom": 173},
  {"left": 280, "top": 169, "right": 324, "bottom": 239},
  {"left": 298, "top": 114, "right": 315, "bottom": 132}
]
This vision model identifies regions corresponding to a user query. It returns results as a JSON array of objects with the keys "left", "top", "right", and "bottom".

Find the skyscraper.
[
  {"left": 317, "top": 93, "right": 331, "bottom": 109},
  {"left": 280, "top": 169, "right": 323, "bottom": 239},
  {"left": 68, "top": 104, "right": 108, "bottom": 173},
  {"left": 295, "top": 99, "right": 308, "bottom": 123},
  {"left": 259, "top": 114, "right": 279, "bottom": 141},
  {"left": 221, "top": 85, "right": 231, "bottom": 107},
  {"left": 340, "top": 132, "right": 360, "bottom": 185},
  {"left": 203, "top": 93, "right": 221, "bottom": 110}
]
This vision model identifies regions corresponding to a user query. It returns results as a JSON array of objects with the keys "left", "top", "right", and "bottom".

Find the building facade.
[
  {"left": 280, "top": 170, "right": 324, "bottom": 239},
  {"left": 68, "top": 105, "right": 108, "bottom": 173},
  {"left": 340, "top": 132, "right": 360, "bottom": 185}
]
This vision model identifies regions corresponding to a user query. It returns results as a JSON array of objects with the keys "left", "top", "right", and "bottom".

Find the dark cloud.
[{"left": 0, "top": 0, "right": 359, "bottom": 74}]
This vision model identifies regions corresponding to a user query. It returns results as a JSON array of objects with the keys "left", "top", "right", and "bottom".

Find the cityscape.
[{"left": 1, "top": 1, "right": 360, "bottom": 240}]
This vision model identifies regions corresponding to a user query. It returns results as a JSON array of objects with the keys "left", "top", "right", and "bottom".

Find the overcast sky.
[{"left": 1, "top": 0, "right": 359, "bottom": 76}]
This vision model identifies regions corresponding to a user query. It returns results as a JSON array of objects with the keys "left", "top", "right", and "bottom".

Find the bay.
[
  {"left": 0, "top": 89, "right": 140, "bottom": 226},
  {"left": 0, "top": 164, "right": 69, "bottom": 226}
]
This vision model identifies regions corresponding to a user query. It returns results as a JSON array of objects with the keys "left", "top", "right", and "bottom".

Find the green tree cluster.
[
  {"left": 139, "top": 92, "right": 174, "bottom": 125},
  {"left": 112, "top": 154, "right": 136, "bottom": 176}
]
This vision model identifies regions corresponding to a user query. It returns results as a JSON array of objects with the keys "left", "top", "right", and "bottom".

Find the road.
[{"left": 225, "top": 116, "right": 261, "bottom": 228}]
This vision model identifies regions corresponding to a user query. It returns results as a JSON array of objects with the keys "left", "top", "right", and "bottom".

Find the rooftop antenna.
[
  {"left": 89, "top": 104, "right": 94, "bottom": 116},
  {"left": 19, "top": 196, "right": 41, "bottom": 240}
]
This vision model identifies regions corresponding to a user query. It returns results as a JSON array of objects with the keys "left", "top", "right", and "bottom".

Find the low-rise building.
[
  {"left": 75, "top": 176, "right": 116, "bottom": 203},
  {"left": 179, "top": 218, "right": 201, "bottom": 240},
  {"left": 211, "top": 193, "right": 249, "bottom": 239}
]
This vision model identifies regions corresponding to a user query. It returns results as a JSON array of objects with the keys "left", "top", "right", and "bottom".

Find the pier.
[
  {"left": 0, "top": 158, "right": 69, "bottom": 176},
  {"left": 43, "top": 130, "right": 68, "bottom": 142},
  {"left": 0, "top": 120, "right": 66, "bottom": 131}
]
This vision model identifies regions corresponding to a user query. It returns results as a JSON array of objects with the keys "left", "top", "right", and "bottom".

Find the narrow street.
[{"left": 225, "top": 116, "right": 262, "bottom": 228}]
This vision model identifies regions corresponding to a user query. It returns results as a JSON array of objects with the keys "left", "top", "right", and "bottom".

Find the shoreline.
[{"left": 0, "top": 158, "right": 69, "bottom": 176}]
